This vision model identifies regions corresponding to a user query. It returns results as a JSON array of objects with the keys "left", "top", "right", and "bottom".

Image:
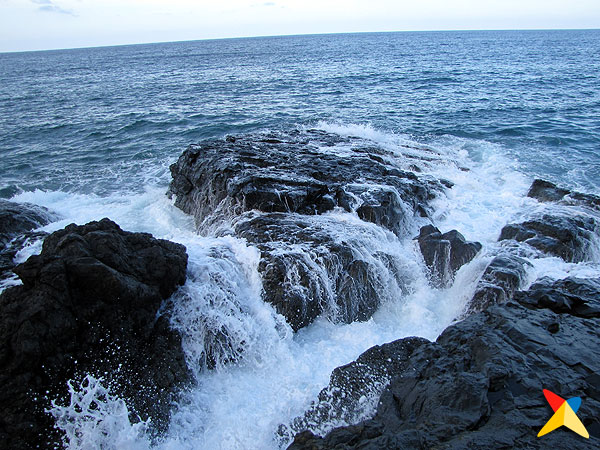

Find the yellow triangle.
[
  {"left": 538, "top": 403, "right": 566, "bottom": 437},
  {"left": 564, "top": 404, "right": 590, "bottom": 439}
]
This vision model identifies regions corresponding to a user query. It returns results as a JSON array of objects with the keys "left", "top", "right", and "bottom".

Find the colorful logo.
[{"left": 538, "top": 389, "right": 589, "bottom": 439}]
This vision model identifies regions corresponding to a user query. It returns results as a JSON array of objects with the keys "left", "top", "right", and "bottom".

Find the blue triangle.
[{"left": 566, "top": 397, "right": 581, "bottom": 414}]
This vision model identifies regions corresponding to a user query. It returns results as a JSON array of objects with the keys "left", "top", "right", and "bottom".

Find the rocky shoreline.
[
  {"left": 289, "top": 275, "right": 600, "bottom": 449},
  {"left": 1, "top": 130, "right": 599, "bottom": 448},
  {"left": 0, "top": 217, "right": 190, "bottom": 449},
  {"left": 287, "top": 179, "right": 600, "bottom": 449}
]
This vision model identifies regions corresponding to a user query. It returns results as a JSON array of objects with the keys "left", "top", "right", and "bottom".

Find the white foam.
[{"left": 51, "top": 375, "right": 151, "bottom": 450}]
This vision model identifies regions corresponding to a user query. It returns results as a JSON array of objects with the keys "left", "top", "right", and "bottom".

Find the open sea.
[{"left": 1, "top": 30, "right": 599, "bottom": 449}]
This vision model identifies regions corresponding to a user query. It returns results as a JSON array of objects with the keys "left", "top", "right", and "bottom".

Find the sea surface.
[{"left": 1, "top": 30, "right": 599, "bottom": 449}]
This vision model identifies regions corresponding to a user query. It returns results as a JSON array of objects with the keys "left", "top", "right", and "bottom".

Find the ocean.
[{"left": 1, "top": 30, "right": 599, "bottom": 449}]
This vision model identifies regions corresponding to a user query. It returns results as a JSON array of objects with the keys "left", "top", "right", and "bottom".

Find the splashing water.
[
  {"left": 50, "top": 376, "right": 151, "bottom": 450},
  {"left": 23, "top": 123, "right": 597, "bottom": 450}
]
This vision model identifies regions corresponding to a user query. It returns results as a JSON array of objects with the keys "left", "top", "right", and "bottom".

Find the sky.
[{"left": 1, "top": 0, "right": 599, "bottom": 52}]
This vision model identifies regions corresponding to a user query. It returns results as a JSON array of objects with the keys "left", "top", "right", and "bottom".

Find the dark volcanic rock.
[
  {"left": 289, "top": 277, "right": 600, "bottom": 450},
  {"left": 499, "top": 214, "right": 598, "bottom": 262},
  {"left": 168, "top": 130, "right": 447, "bottom": 331},
  {"left": 469, "top": 254, "right": 531, "bottom": 313},
  {"left": 233, "top": 212, "right": 406, "bottom": 331},
  {"left": 0, "top": 218, "right": 190, "bottom": 449},
  {"left": 416, "top": 225, "right": 482, "bottom": 288},
  {"left": 0, "top": 199, "right": 56, "bottom": 245},
  {"left": 168, "top": 130, "right": 444, "bottom": 235},
  {"left": 281, "top": 337, "right": 428, "bottom": 442},
  {"left": 0, "top": 200, "right": 58, "bottom": 282},
  {"left": 528, "top": 179, "right": 600, "bottom": 211},
  {"left": 517, "top": 277, "right": 600, "bottom": 319},
  {"left": 527, "top": 179, "right": 571, "bottom": 203}
]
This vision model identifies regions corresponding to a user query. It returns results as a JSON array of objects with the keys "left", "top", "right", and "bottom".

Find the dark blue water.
[{"left": 1, "top": 30, "right": 599, "bottom": 195}]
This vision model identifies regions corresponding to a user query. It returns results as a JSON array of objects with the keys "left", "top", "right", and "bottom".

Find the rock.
[
  {"left": 168, "top": 130, "right": 448, "bottom": 331},
  {"left": 0, "top": 218, "right": 190, "bottom": 449},
  {"left": 528, "top": 179, "right": 600, "bottom": 211},
  {"left": 0, "top": 199, "right": 56, "bottom": 245},
  {"left": 517, "top": 277, "right": 600, "bottom": 318},
  {"left": 167, "top": 130, "right": 444, "bottom": 235},
  {"left": 527, "top": 179, "right": 571, "bottom": 203},
  {"left": 233, "top": 212, "right": 406, "bottom": 331},
  {"left": 0, "top": 200, "right": 58, "bottom": 282},
  {"left": 469, "top": 254, "right": 531, "bottom": 313},
  {"left": 416, "top": 225, "right": 482, "bottom": 288},
  {"left": 499, "top": 214, "right": 598, "bottom": 262},
  {"left": 280, "top": 337, "right": 428, "bottom": 443},
  {"left": 289, "top": 277, "right": 600, "bottom": 449}
]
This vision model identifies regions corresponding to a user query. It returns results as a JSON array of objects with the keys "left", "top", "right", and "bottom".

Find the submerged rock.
[
  {"left": 0, "top": 218, "right": 190, "bottom": 449},
  {"left": 416, "top": 225, "right": 482, "bottom": 288},
  {"left": 289, "top": 276, "right": 600, "bottom": 449},
  {"left": 0, "top": 199, "right": 58, "bottom": 282}
]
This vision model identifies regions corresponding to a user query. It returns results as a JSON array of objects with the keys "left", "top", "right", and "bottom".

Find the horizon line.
[{"left": 2, "top": 27, "right": 599, "bottom": 55}]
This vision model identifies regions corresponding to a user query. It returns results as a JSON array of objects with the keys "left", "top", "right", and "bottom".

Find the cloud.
[
  {"left": 31, "top": 0, "right": 75, "bottom": 15},
  {"left": 251, "top": 1, "right": 276, "bottom": 7}
]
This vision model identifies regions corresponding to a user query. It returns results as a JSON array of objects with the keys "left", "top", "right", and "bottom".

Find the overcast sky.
[{"left": 1, "top": 0, "right": 599, "bottom": 52}]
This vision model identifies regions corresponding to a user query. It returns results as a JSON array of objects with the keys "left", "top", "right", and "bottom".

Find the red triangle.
[{"left": 543, "top": 389, "right": 565, "bottom": 412}]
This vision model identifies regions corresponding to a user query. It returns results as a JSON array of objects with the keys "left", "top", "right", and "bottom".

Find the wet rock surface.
[
  {"left": 232, "top": 212, "right": 408, "bottom": 331},
  {"left": 0, "top": 199, "right": 58, "bottom": 282},
  {"left": 289, "top": 276, "right": 600, "bottom": 449},
  {"left": 281, "top": 337, "right": 428, "bottom": 442},
  {"left": 517, "top": 277, "right": 600, "bottom": 319},
  {"left": 528, "top": 179, "right": 600, "bottom": 211},
  {"left": 0, "top": 218, "right": 190, "bottom": 449},
  {"left": 499, "top": 214, "right": 598, "bottom": 263},
  {"left": 416, "top": 224, "right": 482, "bottom": 288},
  {"left": 289, "top": 179, "right": 600, "bottom": 449},
  {"left": 167, "top": 130, "right": 444, "bottom": 234},
  {"left": 169, "top": 130, "right": 446, "bottom": 330},
  {"left": 469, "top": 254, "right": 531, "bottom": 313},
  {"left": 169, "top": 130, "right": 443, "bottom": 230},
  {"left": 499, "top": 180, "right": 600, "bottom": 264}
]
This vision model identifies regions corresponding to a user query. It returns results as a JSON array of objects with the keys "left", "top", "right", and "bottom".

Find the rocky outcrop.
[
  {"left": 469, "top": 254, "right": 531, "bottom": 313},
  {"left": 416, "top": 225, "right": 482, "bottom": 288},
  {"left": 168, "top": 130, "right": 447, "bottom": 330},
  {"left": 289, "top": 276, "right": 600, "bottom": 449},
  {"left": 499, "top": 179, "right": 600, "bottom": 264},
  {"left": 517, "top": 277, "right": 600, "bottom": 318},
  {"left": 469, "top": 179, "right": 600, "bottom": 313},
  {"left": 528, "top": 179, "right": 600, "bottom": 211},
  {"left": 233, "top": 212, "right": 406, "bottom": 331},
  {"left": 281, "top": 337, "right": 428, "bottom": 443},
  {"left": 167, "top": 130, "right": 444, "bottom": 235},
  {"left": 0, "top": 199, "right": 58, "bottom": 282},
  {"left": 499, "top": 214, "right": 597, "bottom": 263},
  {"left": 0, "top": 219, "right": 190, "bottom": 449}
]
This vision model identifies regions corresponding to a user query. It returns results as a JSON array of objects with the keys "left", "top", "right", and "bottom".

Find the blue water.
[
  {"left": 2, "top": 30, "right": 600, "bottom": 450},
  {"left": 1, "top": 30, "right": 599, "bottom": 195}
]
